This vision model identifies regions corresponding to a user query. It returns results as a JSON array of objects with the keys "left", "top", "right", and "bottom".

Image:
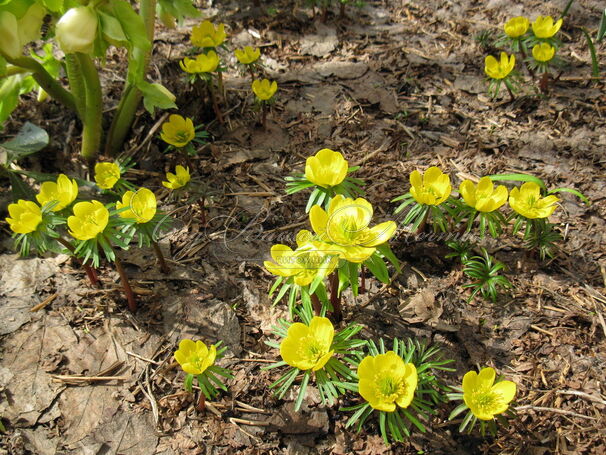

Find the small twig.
[
  {"left": 515, "top": 405, "right": 597, "bottom": 420},
  {"left": 51, "top": 374, "right": 128, "bottom": 383},
  {"left": 229, "top": 417, "right": 270, "bottom": 427},
  {"left": 557, "top": 390, "right": 606, "bottom": 406},
  {"left": 234, "top": 400, "right": 270, "bottom": 414},
  {"left": 31, "top": 293, "right": 58, "bottom": 312},
  {"left": 232, "top": 358, "right": 275, "bottom": 363},
  {"left": 126, "top": 351, "right": 161, "bottom": 365},
  {"left": 530, "top": 324, "right": 555, "bottom": 336}
]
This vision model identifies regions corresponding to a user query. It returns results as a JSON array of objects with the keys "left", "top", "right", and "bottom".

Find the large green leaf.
[
  {"left": 158, "top": 0, "right": 200, "bottom": 24},
  {"left": 2, "top": 122, "right": 48, "bottom": 163},
  {"left": 138, "top": 81, "right": 177, "bottom": 115},
  {"left": 110, "top": 0, "right": 151, "bottom": 52},
  {"left": 7, "top": 170, "right": 36, "bottom": 201}
]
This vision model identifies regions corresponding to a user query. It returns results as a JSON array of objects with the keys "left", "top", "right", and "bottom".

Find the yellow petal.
[
  {"left": 410, "top": 170, "right": 422, "bottom": 190},
  {"left": 492, "top": 380, "right": 517, "bottom": 404},
  {"left": 459, "top": 180, "right": 476, "bottom": 207},
  {"left": 477, "top": 367, "right": 496, "bottom": 389},
  {"left": 308, "top": 316, "right": 334, "bottom": 348},
  {"left": 395, "top": 363, "right": 417, "bottom": 409},
  {"left": 462, "top": 370, "right": 478, "bottom": 394},
  {"left": 362, "top": 221, "right": 397, "bottom": 247},
  {"left": 310, "top": 205, "right": 328, "bottom": 236}
]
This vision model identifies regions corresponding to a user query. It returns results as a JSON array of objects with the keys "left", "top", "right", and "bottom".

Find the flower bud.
[
  {"left": 56, "top": 7, "right": 98, "bottom": 54},
  {"left": 0, "top": 11, "right": 21, "bottom": 59}
]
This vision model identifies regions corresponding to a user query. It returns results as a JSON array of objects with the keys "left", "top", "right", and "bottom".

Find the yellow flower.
[
  {"left": 67, "top": 200, "right": 109, "bottom": 241},
  {"left": 504, "top": 16, "right": 529, "bottom": 38},
  {"left": 279, "top": 316, "right": 334, "bottom": 371},
  {"left": 162, "top": 165, "right": 191, "bottom": 190},
  {"left": 532, "top": 43, "right": 556, "bottom": 62},
  {"left": 532, "top": 15, "right": 562, "bottom": 39},
  {"left": 36, "top": 174, "right": 78, "bottom": 211},
  {"left": 462, "top": 367, "right": 516, "bottom": 421},
  {"left": 160, "top": 114, "right": 195, "bottom": 148},
  {"left": 309, "top": 195, "right": 397, "bottom": 263},
  {"left": 179, "top": 50, "right": 220, "bottom": 74},
  {"left": 116, "top": 188, "right": 157, "bottom": 224},
  {"left": 234, "top": 46, "right": 261, "bottom": 64},
  {"left": 409, "top": 166, "right": 452, "bottom": 205},
  {"left": 509, "top": 182, "right": 559, "bottom": 219},
  {"left": 174, "top": 339, "right": 216, "bottom": 375},
  {"left": 264, "top": 230, "right": 339, "bottom": 286},
  {"left": 484, "top": 52, "right": 515, "bottom": 80},
  {"left": 6, "top": 200, "right": 42, "bottom": 234},
  {"left": 459, "top": 177, "right": 508, "bottom": 213},
  {"left": 358, "top": 351, "right": 417, "bottom": 412},
  {"left": 252, "top": 78, "right": 278, "bottom": 101},
  {"left": 305, "top": 148, "right": 348, "bottom": 188},
  {"left": 191, "top": 20, "right": 226, "bottom": 48},
  {"left": 94, "top": 162, "right": 121, "bottom": 190}
]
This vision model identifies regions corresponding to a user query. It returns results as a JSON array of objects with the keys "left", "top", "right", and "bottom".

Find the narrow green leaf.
[
  {"left": 488, "top": 173, "right": 546, "bottom": 189},
  {"left": 547, "top": 187, "right": 590, "bottom": 205},
  {"left": 294, "top": 371, "right": 311, "bottom": 411},
  {"left": 581, "top": 28, "right": 600, "bottom": 77}
]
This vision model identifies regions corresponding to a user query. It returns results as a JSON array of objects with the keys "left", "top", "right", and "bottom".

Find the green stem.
[
  {"left": 104, "top": 0, "right": 157, "bottom": 156},
  {"left": 8, "top": 56, "right": 77, "bottom": 112},
  {"left": 64, "top": 54, "right": 87, "bottom": 119},
  {"left": 75, "top": 53, "right": 103, "bottom": 163}
]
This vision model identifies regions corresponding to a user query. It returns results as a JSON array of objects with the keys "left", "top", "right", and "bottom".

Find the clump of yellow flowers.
[
  {"left": 5, "top": 163, "right": 175, "bottom": 311},
  {"left": 448, "top": 366, "right": 517, "bottom": 435},
  {"left": 485, "top": 13, "right": 565, "bottom": 98}
]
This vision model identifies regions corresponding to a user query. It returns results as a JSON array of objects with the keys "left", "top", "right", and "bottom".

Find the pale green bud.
[{"left": 56, "top": 7, "right": 98, "bottom": 54}]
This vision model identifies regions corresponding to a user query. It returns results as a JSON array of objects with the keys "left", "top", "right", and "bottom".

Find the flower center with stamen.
[{"left": 376, "top": 374, "right": 405, "bottom": 402}]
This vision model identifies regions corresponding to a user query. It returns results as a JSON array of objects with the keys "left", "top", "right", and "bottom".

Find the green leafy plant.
[
  {"left": 462, "top": 248, "right": 512, "bottom": 303},
  {"left": 0, "top": 0, "right": 200, "bottom": 161}
]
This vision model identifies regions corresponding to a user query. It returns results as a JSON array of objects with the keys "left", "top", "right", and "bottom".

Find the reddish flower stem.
[
  {"left": 208, "top": 82, "right": 224, "bottom": 124},
  {"left": 152, "top": 241, "right": 170, "bottom": 274},
  {"left": 311, "top": 293, "right": 322, "bottom": 316},
  {"left": 261, "top": 103, "right": 267, "bottom": 130},
  {"left": 57, "top": 237, "right": 99, "bottom": 287},
  {"left": 359, "top": 265, "right": 366, "bottom": 295},
  {"left": 196, "top": 392, "right": 206, "bottom": 412},
  {"left": 329, "top": 271, "right": 342, "bottom": 322},
  {"left": 113, "top": 256, "right": 137, "bottom": 312}
]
